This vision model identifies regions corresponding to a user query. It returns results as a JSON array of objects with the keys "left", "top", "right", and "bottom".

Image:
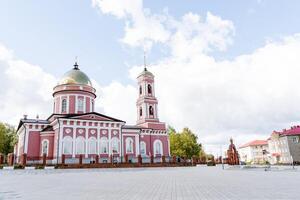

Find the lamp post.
[{"left": 220, "top": 144, "right": 224, "bottom": 170}]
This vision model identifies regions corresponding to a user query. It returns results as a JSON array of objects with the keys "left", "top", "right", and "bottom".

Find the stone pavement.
[{"left": 0, "top": 165, "right": 299, "bottom": 200}]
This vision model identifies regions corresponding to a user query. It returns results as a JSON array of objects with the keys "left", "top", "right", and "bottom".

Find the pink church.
[{"left": 15, "top": 62, "right": 170, "bottom": 164}]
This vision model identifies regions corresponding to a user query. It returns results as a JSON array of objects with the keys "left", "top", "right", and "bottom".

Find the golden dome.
[{"left": 58, "top": 62, "right": 93, "bottom": 87}]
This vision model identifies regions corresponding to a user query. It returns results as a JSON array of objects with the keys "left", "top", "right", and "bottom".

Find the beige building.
[
  {"left": 268, "top": 126, "right": 300, "bottom": 164},
  {"left": 239, "top": 140, "right": 268, "bottom": 164}
]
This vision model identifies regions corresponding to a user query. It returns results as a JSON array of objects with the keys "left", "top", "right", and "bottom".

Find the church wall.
[
  {"left": 27, "top": 131, "right": 41, "bottom": 160},
  {"left": 140, "top": 134, "right": 169, "bottom": 156},
  {"left": 40, "top": 134, "right": 54, "bottom": 158},
  {"left": 86, "top": 97, "right": 90, "bottom": 112},
  {"left": 69, "top": 95, "right": 76, "bottom": 113}
]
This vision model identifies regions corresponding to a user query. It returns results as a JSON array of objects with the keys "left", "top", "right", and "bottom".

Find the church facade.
[{"left": 15, "top": 62, "right": 170, "bottom": 164}]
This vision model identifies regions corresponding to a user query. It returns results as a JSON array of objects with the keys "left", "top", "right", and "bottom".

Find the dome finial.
[{"left": 74, "top": 56, "right": 79, "bottom": 70}]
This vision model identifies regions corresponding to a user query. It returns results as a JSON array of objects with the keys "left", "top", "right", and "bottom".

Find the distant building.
[
  {"left": 268, "top": 126, "right": 300, "bottom": 164},
  {"left": 239, "top": 140, "right": 268, "bottom": 164},
  {"left": 226, "top": 138, "right": 239, "bottom": 165}
]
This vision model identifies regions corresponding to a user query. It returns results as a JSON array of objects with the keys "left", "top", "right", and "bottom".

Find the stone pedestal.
[
  {"left": 162, "top": 155, "right": 166, "bottom": 163},
  {"left": 42, "top": 153, "right": 47, "bottom": 166},
  {"left": 0, "top": 154, "right": 4, "bottom": 165},
  {"left": 95, "top": 155, "right": 99, "bottom": 164},
  {"left": 79, "top": 155, "right": 83, "bottom": 165},
  {"left": 61, "top": 154, "right": 65, "bottom": 165},
  {"left": 20, "top": 153, "right": 26, "bottom": 166},
  {"left": 138, "top": 155, "right": 142, "bottom": 165},
  {"left": 173, "top": 156, "right": 177, "bottom": 163},
  {"left": 150, "top": 155, "right": 154, "bottom": 164}
]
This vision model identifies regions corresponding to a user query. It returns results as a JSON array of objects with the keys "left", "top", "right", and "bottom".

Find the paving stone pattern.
[{"left": 0, "top": 165, "right": 299, "bottom": 200}]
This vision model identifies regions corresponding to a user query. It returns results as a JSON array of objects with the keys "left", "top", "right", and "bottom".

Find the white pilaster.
[
  {"left": 85, "top": 128, "right": 88, "bottom": 158},
  {"left": 72, "top": 129, "right": 76, "bottom": 157}
]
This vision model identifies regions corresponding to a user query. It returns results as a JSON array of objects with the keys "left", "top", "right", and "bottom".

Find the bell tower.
[{"left": 136, "top": 53, "right": 163, "bottom": 129}]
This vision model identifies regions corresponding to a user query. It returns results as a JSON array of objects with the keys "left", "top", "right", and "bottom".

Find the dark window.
[
  {"left": 149, "top": 106, "right": 154, "bottom": 115},
  {"left": 139, "top": 86, "right": 142, "bottom": 95},
  {"left": 139, "top": 107, "right": 142, "bottom": 116},
  {"left": 148, "top": 84, "right": 152, "bottom": 94}
]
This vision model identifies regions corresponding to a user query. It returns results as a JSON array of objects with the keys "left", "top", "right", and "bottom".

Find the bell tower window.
[
  {"left": 139, "top": 85, "right": 142, "bottom": 95},
  {"left": 148, "top": 84, "right": 152, "bottom": 95},
  {"left": 139, "top": 107, "right": 142, "bottom": 117},
  {"left": 61, "top": 99, "right": 67, "bottom": 113},
  {"left": 149, "top": 106, "right": 154, "bottom": 116},
  {"left": 78, "top": 98, "right": 84, "bottom": 112}
]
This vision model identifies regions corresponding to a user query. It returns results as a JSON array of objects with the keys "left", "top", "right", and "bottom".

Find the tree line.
[
  {"left": 0, "top": 122, "right": 17, "bottom": 155},
  {"left": 169, "top": 126, "right": 206, "bottom": 159}
]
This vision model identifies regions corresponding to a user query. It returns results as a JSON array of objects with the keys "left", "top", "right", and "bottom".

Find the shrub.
[
  {"left": 35, "top": 165, "right": 44, "bottom": 170},
  {"left": 207, "top": 161, "right": 216, "bottom": 166},
  {"left": 14, "top": 164, "right": 24, "bottom": 169}
]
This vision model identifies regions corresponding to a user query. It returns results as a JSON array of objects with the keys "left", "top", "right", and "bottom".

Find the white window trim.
[
  {"left": 41, "top": 139, "right": 49, "bottom": 156},
  {"left": 125, "top": 137, "right": 134, "bottom": 154},
  {"left": 153, "top": 139, "right": 163, "bottom": 155}
]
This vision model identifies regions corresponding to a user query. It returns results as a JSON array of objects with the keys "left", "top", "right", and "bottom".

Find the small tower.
[
  {"left": 52, "top": 61, "right": 96, "bottom": 114},
  {"left": 136, "top": 54, "right": 161, "bottom": 128}
]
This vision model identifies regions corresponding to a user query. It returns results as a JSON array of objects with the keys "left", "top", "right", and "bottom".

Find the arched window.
[
  {"left": 88, "top": 137, "right": 97, "bottom": 154},
  {"left": 61, "top": 99, "right": 67, "bottom": 113},
  {"left": 41, "top": 140, "right": 49, "bottom": 156},
  {"left": 139, "top": 85, "right": 142, "bottom": 95},
  {"left": 111, "top": 137, "right": 119, "bottom": 153},
  {"left": 100, "top": 137, "right": 108, "bottom": 154},
  {"left": 148, "top": 84, "right": 152, "bottom": 94},
  {"left": 149, "top": 106, "right": 154, "bottom": 116},
  {"left": 62, "top": 136, "right": 73, "bottom": 155},
  {"left": 126, "top": 138, "right": 134, "bottom": 153},
  {"left": 154, "top": 140, "right": 163, "bottom": 155},
  {"left": 78, "top": 98, "right": 84, "bottom": 112},
  {"left": 75, "top": 137, "right": 85, "bottom": 154},
  {"left": 139, "top": 107, "right": 142, "bottom": 117},
  {"left": 91, "top": 101, "right": 94, "bottom": 112},
  {"left": 140, "top": 141, "right": 146, "bottom": 155}
]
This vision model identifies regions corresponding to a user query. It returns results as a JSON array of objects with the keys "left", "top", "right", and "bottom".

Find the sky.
[{"left": 1, "top": 0, "right": 300, "bottom": 155}]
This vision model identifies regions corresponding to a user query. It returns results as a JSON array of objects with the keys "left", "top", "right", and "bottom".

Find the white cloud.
[
  {"left": 92, "top": 0, "right": 300, "bottom": 153},
  {"left": 0, "top": 43, "right": 57, "bottom": 125}
]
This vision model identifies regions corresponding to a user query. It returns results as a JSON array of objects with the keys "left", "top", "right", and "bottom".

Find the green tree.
[
  {"left": 0, "top": 122, "right": 17, "bottom": 155},
  {"left": 169, "top": 126, "right": 204, "bottom": 159}
]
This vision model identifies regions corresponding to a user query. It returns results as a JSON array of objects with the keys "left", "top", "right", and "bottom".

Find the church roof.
[
  {"left": 17, "top": 118, "right": 49, "bottom": 131},
  {"left": 41, "top": 125, "right": 54, "bottom": 132},
  {"left": 58, "top": 62, "right": 93, "bottom": 87},
  {"left": 47, "top": 112, "right": 125, "bottom": 123},
  {"left": 138, "top": 67, "right": 154, "bottom": 78}
]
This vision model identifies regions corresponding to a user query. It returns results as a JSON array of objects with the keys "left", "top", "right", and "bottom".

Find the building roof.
[
  {"left": 41, "top": 125, "right": 54, "bottom": 132},
  {"left": 58, "top": 62, "right": 93, "bottom": 87},
  {"left": 17, "top": 118, "right": 49, "bottom": 131},
  {"left": 279, "top": 126, "right": 300, "bottom": 136},
  {"left": 138, "top": 67, "right": 154, "bottom": 78},
  {"left": 239, "top": 140, "right": 268, "bottom": 148},
  {"left": 47, "top": 112, "right": 125, "bottom": 123}
]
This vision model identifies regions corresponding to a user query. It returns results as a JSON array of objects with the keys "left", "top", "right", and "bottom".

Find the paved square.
[{"left": 0, "top": 166, "right": 299, "bottom": 200}]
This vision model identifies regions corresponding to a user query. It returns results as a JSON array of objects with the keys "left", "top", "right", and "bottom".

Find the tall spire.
[
  {"left": 143, "top": 50, "right": 147, "bottom": 71},
  {"left": 74, "top": 56, "right": 79, "bottom": 70}
]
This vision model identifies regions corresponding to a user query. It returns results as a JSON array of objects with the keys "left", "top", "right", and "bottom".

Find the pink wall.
[
  {"left": 40, "top": 134, "right": 54, "bottom": 158},
  {"left": 86, "top": 97, "right": 90, "bottom": 112},
  {"left": 69, "top": 95, "right": 75, "bottom": 113},
  {"left": 27, "top": 131, "right": 40, "bottom": 159}
]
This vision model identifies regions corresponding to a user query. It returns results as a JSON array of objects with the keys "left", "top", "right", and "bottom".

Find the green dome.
[{"left": 58, "top": 63, "right": 93, "bottom": 87}]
